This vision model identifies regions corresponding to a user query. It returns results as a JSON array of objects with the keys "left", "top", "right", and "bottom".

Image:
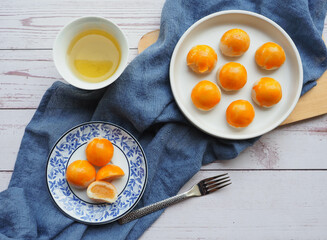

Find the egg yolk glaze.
[
  {"left": 187, "top": 45, "right": 218, "bottom": 74},
  {"left": 191, "top": 80, "right": 221, "bottom": 111},
  {"left": 219, "top": 29, "right": 250, "bottom": 57},
  {"left": 66, "top": 160, "right": 96, "bottom": 189},
  {"left": 86, "top": 138, "right": 114, "bottom": 167},
  {"left": 252, "top": 77, "right": 282, "bottom": 107},
  {"left": 255, "top": 42, "right": 286, "bottom": 70},
  {"left": 226, "top": 100, "right": 255, "bottom": 128},
  {"left": 217, "top": 62, "right": 247, "bottom": 91}
]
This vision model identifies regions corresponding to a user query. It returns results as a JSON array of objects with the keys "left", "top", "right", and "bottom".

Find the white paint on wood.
[
  {"left": 323, "top": 15, "right": 327, "bottom": 41},
  {"left": 0, "top": 1, "right": 325, "bottom": 50},
  {"left": 0, "top": 110, "right": 326, "bottom": 171},
  {"left": 0, "top": 172, "right": 12, "bottom": 192},
  {"left": 204, "top": 114, "right": 327, "bottom": 170},
  {"left": 141, "top": 171, "right": 327, "bottom": 240},
  {"left": 1, "top": 170, "right": 326, "bottom": 239},
  {"left": 0, "top": 110, "right": 34, "bottom": 170},
  {"left": 0, "top": 2, "right": 326, "bottom": 239},
  {"left": 0, "top": 0, "right": 164, "bottom": 49},
  {"left": 0, "top": 49, "right": 138, "bottom": 108}
]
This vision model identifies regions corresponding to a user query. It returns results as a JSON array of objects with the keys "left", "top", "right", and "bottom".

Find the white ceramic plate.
[
  {"left": 170, "top": 10, "right": 303, "bottom": 139},
  {"left": 46, "top": 121, "right": 147, "bottom": 224}
]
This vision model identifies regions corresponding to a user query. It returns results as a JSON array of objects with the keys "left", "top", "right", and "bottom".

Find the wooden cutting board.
[{"left": 138, "top": 30, "right": 327, "bottom": 125}]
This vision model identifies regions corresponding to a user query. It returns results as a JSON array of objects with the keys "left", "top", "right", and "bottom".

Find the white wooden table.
[{"left": 1, "top": 1, "right": 327, "bottom": 239}]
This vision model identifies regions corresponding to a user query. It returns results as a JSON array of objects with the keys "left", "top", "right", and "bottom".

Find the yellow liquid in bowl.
[{"left": 67, "top": 29, "right": 121, "bottom": 83}]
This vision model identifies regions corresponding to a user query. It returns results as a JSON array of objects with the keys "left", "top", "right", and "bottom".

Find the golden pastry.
[
  {"left": 255, "top": 42, "right": 286, "bottom": 70},
  {"left": 191, "top": 80, "right": 221, "bottom": 111},
  {"left": 252, "top": 77, "right": 282, "bottom": 107},
  {"left": 226, "top": 100, "right": 255, "bottom": 128},
  {"left": 219, "top": 29, "right": 250, "bottom": 57},
  {"left": 217, "top": 62, "right": 247, "bottom": 91},
  {"left": 187, "top": 45, "right": 217, "bottom": 74}
]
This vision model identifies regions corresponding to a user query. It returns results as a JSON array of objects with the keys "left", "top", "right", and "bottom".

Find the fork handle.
[{"left": 118, "top": 192, "right": 190, "bottom": 224}]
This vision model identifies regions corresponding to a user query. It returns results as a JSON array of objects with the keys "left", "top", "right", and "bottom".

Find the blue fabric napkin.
[{"left": 1, "top": 0, "right": 326, "bottom": 239}]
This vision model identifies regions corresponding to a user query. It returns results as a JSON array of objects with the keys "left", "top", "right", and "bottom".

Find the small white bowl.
[{"left": 53, "top": 16, "right": 129, "bottom": 90}]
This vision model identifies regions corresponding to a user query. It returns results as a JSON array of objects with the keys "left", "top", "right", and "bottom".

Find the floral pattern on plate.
[{"left": 46, "top": 122, "right": 147, "bottom": 224}]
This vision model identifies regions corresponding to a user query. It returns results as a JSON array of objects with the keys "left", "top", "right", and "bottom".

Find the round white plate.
[
  {"left": 170, "top": 10, "right": 303, "bottom": 139},
  {"left": 46, "top": 121, "right": 147, "bottom": 224}
]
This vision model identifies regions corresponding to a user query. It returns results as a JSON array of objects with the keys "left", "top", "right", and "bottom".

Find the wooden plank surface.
[
  {"left": 0, "top": 0, "right": 163, "bottom": 49},
  {"left": 1, "top": 170, "right": 327, "bottom": 240},
  {"left": 0, "top": 172, "right": 12, "bottom": 191},
  {"left": 1, "top": 110, "right": 327, "bottom": 171},
  {"left": 281, "top": 70, "right": 327, "bottom": 125},
  {"left": 0, "top": 49, "right": 138, "bottom": 108},
  {"left": 0, "top": 110, "right": 34, "bottom": 170},
  {"left": 142, "top": 171, "right": 327, "bottom": 240},
  {"left": 0, "top": 0, "right": 327, "bottom": 239}
]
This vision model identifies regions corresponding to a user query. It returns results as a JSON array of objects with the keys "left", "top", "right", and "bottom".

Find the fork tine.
[
  {"left": 202, "top": 173, "right": 228, "bottom": 184},
  {"left": 207, "top": 182, "right": 232, "bottom": 193},
  {"left": 207, "top": 179, "right": 231, "bottom": 190},
  {"left": 205, "top": 176, "right": 229, "bottom": 187}
]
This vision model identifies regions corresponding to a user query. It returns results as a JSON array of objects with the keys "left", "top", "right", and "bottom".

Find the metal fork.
[{"left": 118, "top": 173, "right": 231, "bottom": 224}]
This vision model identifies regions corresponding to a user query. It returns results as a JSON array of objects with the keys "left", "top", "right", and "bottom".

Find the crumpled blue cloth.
[{"left": 1, "top": 0, "right": 326, "bottom": 239}]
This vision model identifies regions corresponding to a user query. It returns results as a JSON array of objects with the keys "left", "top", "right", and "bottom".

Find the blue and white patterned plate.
[{"left": 46, "top": 121, "right": 147, "bottom": 225}]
